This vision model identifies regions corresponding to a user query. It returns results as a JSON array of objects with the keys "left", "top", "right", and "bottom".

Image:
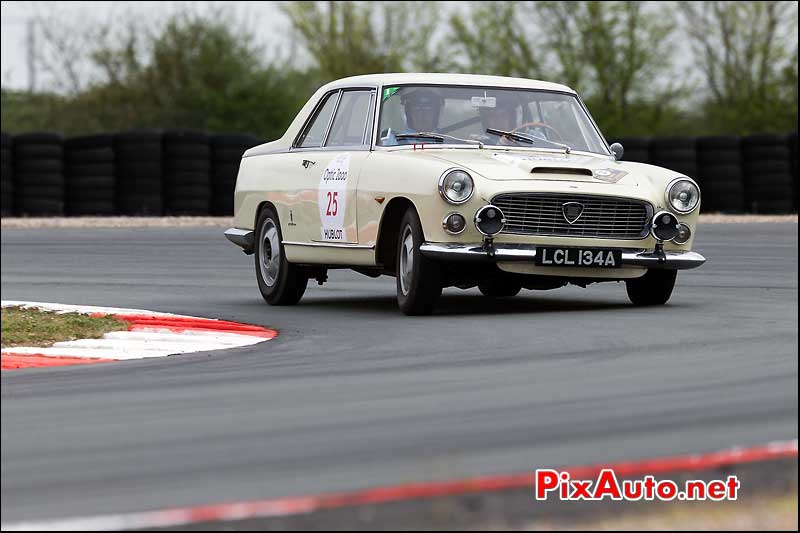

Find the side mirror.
[{"left": 610, "top": 142, "right": 624, "bottom": 160}]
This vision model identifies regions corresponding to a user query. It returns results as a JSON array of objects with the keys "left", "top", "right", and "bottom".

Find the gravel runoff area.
[{"left": 0, "top": 214, "right": 797, "bottom": 229}]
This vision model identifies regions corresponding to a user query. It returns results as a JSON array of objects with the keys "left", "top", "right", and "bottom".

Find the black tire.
[
  {"left": 13, "top": 144, "right": 63, "bottom": 159},
  {"left": 64, "top": 134, "right": 114, "bottom": 150},
  {"left": 212, "top": 147, "right": 249, "bottom": 162},
  {"left": 626, "top": 269, "right": 677, "bottom": 306},
  {"left": 16, "top": 197, "right": 63, "bottom": 215},
  {"left": 13, "top": 132, "right": 63, "bottom": 145},
  {"left": 165, "top": 145, "right": 211, "bottom": 160},
  {"left": 211, "top": 133, "right": 261, "bottom": 149},
  {"left": 115, "top": 145, "right": 162, "bottom": 160},
  {"left": 116, "top": 195, "right": 163, "bottom": 215},
  {"left": 478, "top": 277, "right": 523, "bottom": 298},
  {"left": 255, "top": 206, "right": 308, "bottom": 305},
  {"left": 15, "top": 160, "right": 63, "bottom": 173},
  {"left": 15, "top": 172, "right": 63, "bottom": 188},
  {"left": 67, "top": 201, "right": 116, "bottom": 215},
  {"left": 165, "top": 159, "right": 211, "bottom": 173},
  {"left": 396, "top": 207, "right": 442, "bottom": 315},
  {"left": 67, "top": 163, "right": 115, "bottom": 177},
  {"left": 66, "top": 147, "right": 115, "bottom": 164}
]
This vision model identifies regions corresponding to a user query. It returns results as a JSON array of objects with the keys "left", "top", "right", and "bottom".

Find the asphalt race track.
[{"left": 1, "top": 222, "right": 797, "bottom": 523}]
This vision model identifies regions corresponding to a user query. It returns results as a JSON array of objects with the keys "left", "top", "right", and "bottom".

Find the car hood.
[{"left": 421, "top": 149, "right": 642, "bottom": 187}]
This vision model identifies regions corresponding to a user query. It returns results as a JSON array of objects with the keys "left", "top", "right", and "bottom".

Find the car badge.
[{"left": 562, "top": 202, "right": 584, "bottom": 224}]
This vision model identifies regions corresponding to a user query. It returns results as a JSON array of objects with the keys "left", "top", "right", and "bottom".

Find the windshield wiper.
[
  {"left": 396, "top": 132, "right": 483, "bottom": 148},
  {"left": 485, "top": 128, "right": 571, "bottom": 154}
]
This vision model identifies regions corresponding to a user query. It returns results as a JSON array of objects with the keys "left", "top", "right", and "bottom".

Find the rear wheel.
[
  {"left": 396, "top": 208, "right": 442, "bottom": 315},
  {"left": 626, "top": 269, "right": 677, "bottom": 306},
  {"left": 255, "top": 206, "right": 308, "bottom": 305}
]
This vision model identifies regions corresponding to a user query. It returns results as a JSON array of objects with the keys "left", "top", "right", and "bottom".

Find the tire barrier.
[
  {"left": 611, "top": 137, "right": 650, "bottom": 164},
  {"left": 64, "top": 134, "right": 116, "bottom": 215},
  {"left": 2, "top": 132, "right": 798, "bottom": 216},
  {"left": 12, "top": 132, "right": 64, "bottom": 216},
  {"left": 649, "top": 137, "right": 699, "bottom": 189},
  {"left": 1, "top": 132, "right": 12, "bottom": 216},
  {"left": 211, "top": 133, "right": 261, "bottom": 215},
  {"left": 789, "top": 132, "right": 798, "bottom": 211},
  {"left": 741, "top": 134, "right": 794, "bottom": 214},
  {"left": 696, "top": 136, "right": 744, "bottom": 213},
  {"left": 115, "top": 130, "right": 164, "bottom": 215},
  {"left": 163, "top": 129, "right": 211, "bottom": 215}
]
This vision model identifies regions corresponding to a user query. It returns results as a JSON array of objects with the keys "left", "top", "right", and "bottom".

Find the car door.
[{"left": 292, "top": 88, "right": 375, "bottom": 246}]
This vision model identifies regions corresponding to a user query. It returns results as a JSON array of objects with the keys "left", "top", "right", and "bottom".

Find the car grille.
[{"left": 492, "top": 193, "right": 652, "bottom": 239}]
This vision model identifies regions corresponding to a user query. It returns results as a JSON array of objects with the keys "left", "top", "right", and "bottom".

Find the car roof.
[{"left": 320, "top": 73, "right": 576, "bottom": 94}]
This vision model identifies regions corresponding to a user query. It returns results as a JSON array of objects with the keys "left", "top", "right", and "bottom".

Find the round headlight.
[
  {"left": 439, "top": 169, "right": 474, "bottom": 205},
  {"left": 666, "top": 178, "right": 700, "bottom": 214}
]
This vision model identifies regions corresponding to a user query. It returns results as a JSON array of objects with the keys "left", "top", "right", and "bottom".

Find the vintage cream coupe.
[{"left": 225, "top": 73, "right": 705, "bottom": 315}]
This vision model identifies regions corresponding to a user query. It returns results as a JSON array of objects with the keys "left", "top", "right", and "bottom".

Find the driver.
[{"left": 400, "top": 88, "right": 444, "bottom": 133}]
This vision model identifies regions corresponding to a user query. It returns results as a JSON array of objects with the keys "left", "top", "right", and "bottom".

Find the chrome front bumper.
[
  {"left": 419, "top": 242, "right": 706, "bottom": 270},
  {"left": 225, "top": 228, "right": 255, "bottom": 253}
]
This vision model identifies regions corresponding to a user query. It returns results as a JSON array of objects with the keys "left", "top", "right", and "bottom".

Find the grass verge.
[{"left": 1, "top": 306, "right": 128, "bottom": 348}]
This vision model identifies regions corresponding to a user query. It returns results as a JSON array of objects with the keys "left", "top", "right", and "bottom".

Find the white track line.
[{"left": 1, "top": 301, "right": 275, "bottom": 364}]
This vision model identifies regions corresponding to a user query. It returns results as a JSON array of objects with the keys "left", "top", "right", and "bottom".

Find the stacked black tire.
[
  {"left": 1, "top": 133, "right": 12, "bottom": 216},
  {"left": 741, "top": 134, "right": 794, "bottom": 213},
  {"left": 649, "top": 137, "right": 699, "bottom": 183},
  {"left": 163, "top": 130, "right": 211, "bottom": 215},
  {"left": 12, "top": 132, "right": 64, "bottom": 215},
  {"left": 64, "top": 134, "right": 116, "bottom": 215},
  {"left": 211, "top": 133, "right": 260, "bottom": 215},
  {"left": 115, "top": 130, "right": 163, "bottom": 215},
  {"left": 696, "top": 136, "right": 744, "bottom": 213},
  {"left": 612, "top": 137, "right": 650, "bottom": 163},
  {"left": 788, "top": 132, "right": 798, "bottom": 211}
]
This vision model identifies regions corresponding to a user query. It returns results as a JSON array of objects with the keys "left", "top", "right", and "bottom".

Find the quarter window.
[
  {"left": 325, "top": 90, "right": 373, "bottom": 147},
  {"left": 296, "top": 92, "right": 338, "bottom": 148}
]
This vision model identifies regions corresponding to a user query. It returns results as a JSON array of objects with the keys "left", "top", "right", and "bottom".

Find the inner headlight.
[
  {"left": 439, "top": 169, "right": 474, "bottom": 205},
  {"left": 666, "top": 178, "right": 700, "bottom": 214}
]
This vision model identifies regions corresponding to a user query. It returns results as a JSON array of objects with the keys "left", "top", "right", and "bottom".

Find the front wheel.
[
  {"left": 254, "top": 206, "right": 308, "bottom": 305},
  {"left": 396, "top": 208, "right": 442, "bottom": 315},
  {"left": 478, "top": 277, "right": 522, "bottom": 298},
  {"left": 625, "top": 269, "right": 677, "bottom": 306}
]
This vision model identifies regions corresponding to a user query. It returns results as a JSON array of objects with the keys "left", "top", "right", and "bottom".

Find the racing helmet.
[{"left": 400, "top": 88, "right": 444, "bottom": 131}]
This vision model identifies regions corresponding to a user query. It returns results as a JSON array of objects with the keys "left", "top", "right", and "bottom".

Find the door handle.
[{"left": 302, "top": 159, "right": 316, "bottom": 168}]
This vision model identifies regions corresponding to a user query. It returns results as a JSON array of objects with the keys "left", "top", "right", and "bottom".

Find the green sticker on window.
[{"left": 382, "top": 87, "right": 399, "bottom": 101}]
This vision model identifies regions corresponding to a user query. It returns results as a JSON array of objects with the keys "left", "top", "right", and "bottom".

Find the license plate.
[{"left": 535, "top": 247, "right": 622, "bottom": 268}]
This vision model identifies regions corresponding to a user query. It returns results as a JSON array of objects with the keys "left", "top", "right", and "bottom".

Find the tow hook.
[
  {"left": 483, "top": 236, "right": 496, "bottom": 257},
  {"left": 654, "top": 242, "right": 667, "bottom": 264}
]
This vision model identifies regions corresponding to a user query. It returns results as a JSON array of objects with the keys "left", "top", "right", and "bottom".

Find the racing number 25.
[{"left": 326, "top": 191, "right": 339, "bottom": 216}]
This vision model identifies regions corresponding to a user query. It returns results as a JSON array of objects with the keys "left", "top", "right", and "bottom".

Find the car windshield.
[{"left": 377, "top": 85, "right": 609, "bottom": 155}]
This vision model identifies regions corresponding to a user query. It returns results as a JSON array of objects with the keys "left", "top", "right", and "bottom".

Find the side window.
[
  {"left": 325, "top": 90, "right": 373, "bottom": 147},
  {"left": 296, "top": 92, "right": 338, "bottom": 148}
]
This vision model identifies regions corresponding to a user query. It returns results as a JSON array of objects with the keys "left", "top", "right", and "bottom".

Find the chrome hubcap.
[
  {"left": 399, "top": 226, "right": 414, "bottom": 296},
  {"left": 259, "top": 218, "right": 281, "bottom": 287}
]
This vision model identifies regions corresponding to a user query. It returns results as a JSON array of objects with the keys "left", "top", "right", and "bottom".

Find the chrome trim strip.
[
  {"left": 419, "top": 242, "right": 706, "bottom": 270},
  {"left": 224, "top": 228, "right": 255, "bottom": 250},
  {"left": 321, "top": 90, "right": 343, "bottom": 147},
  {"left": 283, "top": 241, "right": 375, "bottom": 250}
]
